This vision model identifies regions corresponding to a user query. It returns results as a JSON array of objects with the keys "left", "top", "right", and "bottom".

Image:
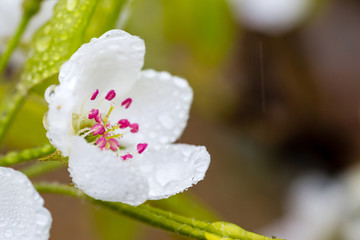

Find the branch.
[
  {"left": 0, "top": 143, "right": 55, "bottom": 166},
  {"left": 34, "top": 182, "right": 283, "bottom": 240}
]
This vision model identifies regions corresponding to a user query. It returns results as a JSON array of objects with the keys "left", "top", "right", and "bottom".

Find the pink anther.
[
  {"left": 121, "top": 153, "right": 133, "bottom": 161},
  {"left": 130, "top": 123, "right": 139, "bottom": 133},
  {"left": 137, "top": 143, "right": 148, "bottom": 154},
  {"left": 118, "top": 119, "right": 130, "bottom": 129},
  {"left": 96, "top": 137, "right": 107, "bottom": 149},
  {"left": 91, "top": 123, "right": 105, "bottom": 136},
  {"left": 108, "top": 138, "right": 120, "bottom": 151},
  {"left": 91, "top": 89, "right": 99, "bottom": 100},
  {"left": 88, "top": 109, "right": 99, "bottom": 120},
  {"left": 105, "top": 90, "right": 116, "bottom": 101},
  {"left": 121, "top": 98, "right": 132, "bottom": 109}
]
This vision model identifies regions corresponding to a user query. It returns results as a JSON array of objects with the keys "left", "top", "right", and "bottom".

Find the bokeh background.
[{"left": 2, "top": 0, "right": 360, "bottom": 239}]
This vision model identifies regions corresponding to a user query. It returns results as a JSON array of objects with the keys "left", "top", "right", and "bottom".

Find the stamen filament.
[
  {"left": 77, "top": 127, "right": 91, "bottom": 135},
  {"left": 103, "top": 105, "right": 114, "bottom": 127},
  {"left": 104, "top": 125, "right": 119, "bottom": 134},
  {"left": 106, "top": 134, "right": 122, "bottom": 139}
]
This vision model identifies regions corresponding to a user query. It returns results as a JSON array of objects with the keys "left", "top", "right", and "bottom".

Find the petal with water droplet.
[
  {"left": 68, "top": 136, "right": 149, "bottom": 205},
  {"left": 0, "top": 167, "right": 52, "bottom": 240},
  {"left": 113, "top": 69, "right": 193, "bottom": 146},
  {"left": 135, "top": 144, "right": 210, "bottom": 200}
]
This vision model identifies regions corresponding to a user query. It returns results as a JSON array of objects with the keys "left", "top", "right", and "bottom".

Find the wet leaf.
[{"left": 22, "top": 0, "right": 98, "bottom": 89}]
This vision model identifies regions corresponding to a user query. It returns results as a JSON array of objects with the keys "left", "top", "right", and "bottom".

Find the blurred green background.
[{"left": 2, "top": 0, "right": 360, "bottom": 239}]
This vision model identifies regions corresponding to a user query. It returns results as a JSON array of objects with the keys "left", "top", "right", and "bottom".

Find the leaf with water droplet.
[
  {"left": 204, "top": 222, "right": 280, "bottom": 240},
  {"left": 22, "top": 0, "right": 99, "bottom": 90}
]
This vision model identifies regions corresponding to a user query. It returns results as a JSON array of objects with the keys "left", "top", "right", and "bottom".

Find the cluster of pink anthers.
[{"left": 85, "top": 89, "right": 148, "bottom": 160}]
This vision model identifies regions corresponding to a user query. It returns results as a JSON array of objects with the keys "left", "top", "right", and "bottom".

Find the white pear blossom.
[
  {"left": 45, "top": 29, "right": 211, "bottom": 206},
  {"left": 228, "top": 0, "right": 313, "bottom": 34},
  {"left": 0, "top": 167, "right": 52, "bottom": 240},
  {"left": 262, "top": 168, "right": 360, "bottom": 240}
]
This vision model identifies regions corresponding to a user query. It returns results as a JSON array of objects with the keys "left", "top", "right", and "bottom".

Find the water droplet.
[
  {"left": 158, "top": 114, "right": 174, "bottom": 129},
  {"left": 204, "top": 222, "right": 251, "bottom": 240},
  {"left": 0, "top": 219, "right": 6, "bottom": 227},
  {"left": 43, "top": 112, "right": 49, "bottom": 130},
  {"left": 131, "top": 41, "right": 144, "bottom": 51},
  {"left": 182, "top": 93, "right": 192, "bottom": 102},
  {"left": 35, "top": 36, "right": 51, "bottom": 52},
  {"left": 174, "top": 77, "right": 188, "bottom": 88},
  {"left": 66, "top": 0, "right": 78, "bottom": 11},
  {"left": 43, "top": 25, "right": 51, "bottom": 34},
  {"left": 159, "top": 136, "right": 169, "bottom": 144},
  {"left": 53, "top": 53, "right": 60, "bottom": 61},
  {"left": 159, "top": 72, "right": 170, "bottom": 81},
  {"left": 4, "top": 230, "right": 13, "bottom": 237},
  {"left": 143, "top": 70, "right": 156, "bottom": 78},
  {"left": 44, "top": 85, "right": 57, "bottom": 103},
  {"left": 36, "top": 210, "right": 49, "bottom": 226},
  {"left": 59, "top": 32, "right": 68, "bottom": 40}
]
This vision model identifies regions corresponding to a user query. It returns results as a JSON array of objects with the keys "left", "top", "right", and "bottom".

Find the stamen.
[
  {"left": 121, "top": 98, "right": 132, "bottom": 109},
  {"left": 91, "top": 123, "right": 105, "bottom": 136},
  {"left": 121, "top": 153, "right": 133, "bottom": 161},
  {"left": 137, "top": 143, "right": 148, "bottom": 154},
  {"left": 108, "top": 138, "right": 120, "bottom": 151},
  {"left": 78, "top": 90, "right": 145, "bottom": 157},
  {"left": 130, "top": 123, "right": 139, "bottom": 133},
  {"left": 118, "top": 119, "right": 130, "bottom": 129},
  {"left": 105, "top": 90, "right": 116, "bottom": 101},
  {"left": 96, "top": 137, "right": 107, "bottom": 149},
  {"left": 77, "top": 127, "right": 91, "bottom": 135},
  {"left": 106, "top": 133, "right": 122, "bottom": 139},
  {"left": 91, "top": 89, "right": 99, "bottom": 100},
  {"left": 88, "top": 109, "right": 99, "bottom": 120},
  {"left": 103, "top": 105, "right": 114, "bottom": 127},
  {"left": 95, "top": 114, "right": 102, "bottom": 123}
]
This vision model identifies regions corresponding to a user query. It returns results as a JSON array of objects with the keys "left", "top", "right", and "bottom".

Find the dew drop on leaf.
[{"left": 66, "top": 0, "right": 78, "bottom": 11}]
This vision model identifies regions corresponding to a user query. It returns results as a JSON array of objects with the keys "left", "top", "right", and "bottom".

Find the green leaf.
[
  {"left": 205, "top": 222, "right": 280, "bottom": 240},
  {"left": 0, "top": 0, "right": 99, "bottom": 144},
  {"left": 22, "top": 0, "right": 99, "bottom": 89},
  {"left": 83, "top": 0, "right": 129, "bottom": 42}
]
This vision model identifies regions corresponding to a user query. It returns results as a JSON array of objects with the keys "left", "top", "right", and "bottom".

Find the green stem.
[
  {"left": 34, "top": 183, "right": 282, "bottom": 240},
  {"left": 0, "top": 143, "right": 55, "bottom": 166},
  {"left": 21, "top": 161, "right": 64, "bottom": 178},
  {"left": 0, "top": 87, "right": 27, "bottom": 144},
  {"left": 0, "top": 0, "right": 43, "bottom": 144},
  {"left": 0, "top": 15, "right": 31, "bottom": 76}
]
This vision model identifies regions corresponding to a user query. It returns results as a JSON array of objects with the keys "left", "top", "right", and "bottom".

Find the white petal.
[
  {"left": 47, "top": 30, "right": 145, "bottom": 155},
  {"left": 0, "top": 167, "right": 52, "bottom": 240},
  {"left": 111, "top": 69, "right": 193, "bottom": 146},
  {"left": 135, "top": 144, "right": 210, "bottom": 200},
  {"left": 68, "top": 136, "right": 149, "bottom": 205}
]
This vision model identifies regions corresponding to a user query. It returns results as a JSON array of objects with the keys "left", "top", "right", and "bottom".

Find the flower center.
[{"left": 74, "top": 89, "right": 148, "bottom": 160}]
